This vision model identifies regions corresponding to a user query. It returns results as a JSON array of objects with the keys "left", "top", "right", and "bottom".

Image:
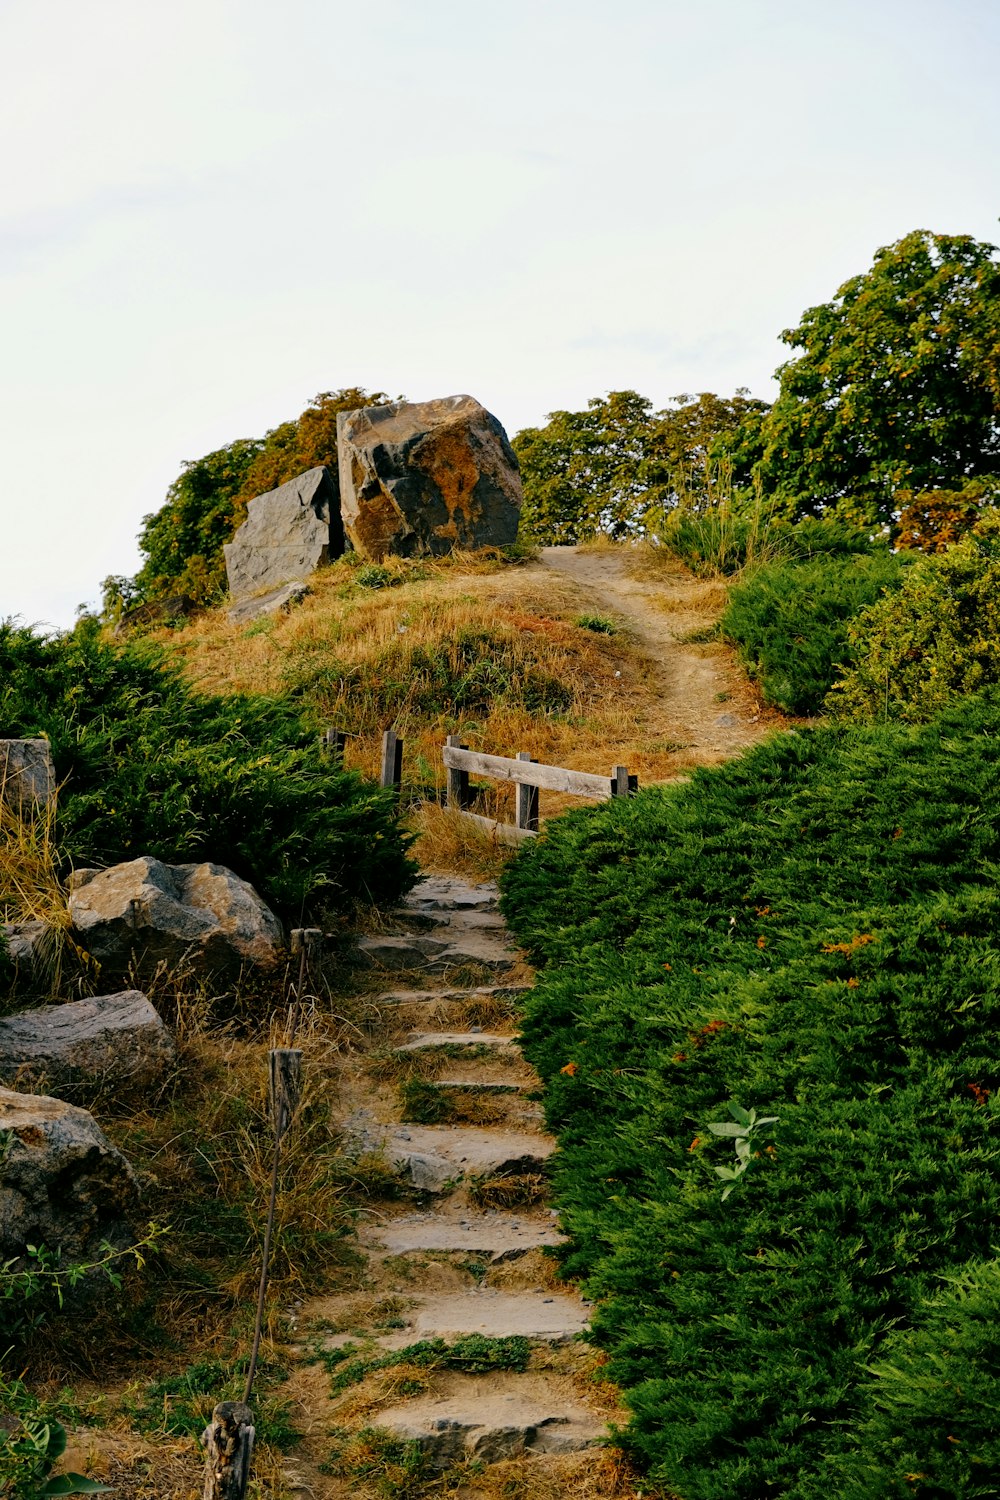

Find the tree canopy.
[
  {"left": 513, "top": 389, "right": 768, "bottom": 544},
  {"left": 120, "top": 387, "right": 391, "bottom": 611},
  {"left": 755, "top": 229, "right": 1000, "bottom": 527}
]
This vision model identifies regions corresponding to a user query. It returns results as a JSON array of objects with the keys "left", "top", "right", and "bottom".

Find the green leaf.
[
  {"left": 41, "top": 1476, "right": 113, "bottom": 1496},
  {"left": 707, "top": 1122, "right": 745, "bottom": 1137},
  {"left": 727, "top": 1103, "right": 752, "bottom": 1126}
]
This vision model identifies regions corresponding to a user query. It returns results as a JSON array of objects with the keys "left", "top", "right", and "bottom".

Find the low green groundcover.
[{"left": 501, "top": 692, "right": 1000, "bottom": 1499}]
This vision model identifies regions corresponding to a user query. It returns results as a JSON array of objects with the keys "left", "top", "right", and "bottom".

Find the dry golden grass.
[{"left": 0, "top": 784, "right": 76, "bottom": 995}]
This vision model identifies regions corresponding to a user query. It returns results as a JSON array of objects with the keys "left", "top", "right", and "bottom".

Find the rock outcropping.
[
  {"left": 337, "top": 396, "right": 522, "bottom": 560},
  {"left": 0, "top": 991, "right": 176, "bottom": 1094},
  {"left": 223, "top": 465, "right": 343, "bottom": 604},
  {"left": 0, "top": 740, "right": 56, "bottom": 814},
  {"left": 0, "top": 1086, "right": 139, "bottom": 1261},
  {"left": 68, "top": 857, "right": 284, "bottom": 976}
]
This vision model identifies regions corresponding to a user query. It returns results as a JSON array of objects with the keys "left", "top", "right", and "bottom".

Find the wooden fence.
[{"left": 443, "top": 734, "right": 636, "bottom": 841}]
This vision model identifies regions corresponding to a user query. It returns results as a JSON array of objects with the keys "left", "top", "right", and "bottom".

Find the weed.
[
  {"left": 320, "top": 1334, "right": 533, "bottom": 1390},
  {"left": 120, "top": 1356, "right": 296, "bottom": 1445},
  {"left": 574, "top": 614, "right": 618, "bottom": 635},
  {"left": 469, "top": 1172, "right": 548, "bottom": 1209}
]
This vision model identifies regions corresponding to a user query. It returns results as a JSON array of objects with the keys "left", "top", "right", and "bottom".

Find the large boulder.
[
  {"left": 68, "top": 857, "right": 284, "bottom": 977},
  {"left": 337, "top": 395, "right": 522, "bottom": 560},
  {"left": 0, "top": 740, "right": 56, "bottom": 815},
  {"left": 0, "top": 991, "right": 176, "bottom": 1094},
  {"left": 223, "top": 465, "right": 343, "bottom": 602},
  {"left": 0, "top": 1086, "right": 139, "bottom": 1261}
]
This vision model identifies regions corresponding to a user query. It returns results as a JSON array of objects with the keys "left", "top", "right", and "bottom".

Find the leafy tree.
[
  {"left": 121, "top": 388, "right": 392, "bottom": 611},
  {"left": 755, "top": 229, "right": 1000, "bottom": 527},
  {"left": 895, "top": 475, "right": 1000, "bottom": 552},
  {"left": 513, "top": 390, "right": 768, "bottom": 544}
]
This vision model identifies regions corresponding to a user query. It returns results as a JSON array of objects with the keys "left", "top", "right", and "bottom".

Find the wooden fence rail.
[{"left": 443, "top": 735, "right": 636, "bottom": 841}]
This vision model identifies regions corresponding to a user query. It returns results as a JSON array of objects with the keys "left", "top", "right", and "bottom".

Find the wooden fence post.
[
  {"left": 515, "top": 751, "right": 539, "bottom": 832},
  {"left": 380, "top": 730, "right": 403, "bottom": 802},
  {"left": 611, "top": 765, "right": 631, "bottom": 798},
  {"left": 320, "top": 727, "right": 348, "bottom": 767},
  {"left": 445, "top": 734, "right": 472, "bottom": 811},
  {"left": 203, "top": 1401, "right": 255, "bottom": 1499}
]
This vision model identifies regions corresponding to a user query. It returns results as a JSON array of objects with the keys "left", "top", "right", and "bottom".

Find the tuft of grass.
[
  {"left": 574, "top": 614, "right": 618, "bottom": 635},
  {"left": 319, "top": 1333, "right": 533, "bottom": 1390},
  {"left": 469, "top": 1172, "right": 549, "bottom": 1209}
]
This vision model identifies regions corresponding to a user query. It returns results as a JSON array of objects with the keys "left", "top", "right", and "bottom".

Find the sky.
[{"left": 2, "top": 0, "right": 999, "bottom": 629}]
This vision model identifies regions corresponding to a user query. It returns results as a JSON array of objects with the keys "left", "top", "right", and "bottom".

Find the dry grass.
[{"left": 0, "top": 784, "right": 75, "bottom": 996}]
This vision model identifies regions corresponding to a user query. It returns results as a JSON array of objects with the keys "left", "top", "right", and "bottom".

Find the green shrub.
[
  {"left": 0, "top": 1368, "right": 108, "bottom": 1497},
  {"left": 830, "top": 513, "right": 1000, "bottom": 722},
  {"left": 500, "top": 693, "right": 1000, "bottom": 1497},
  {"left": 0, "top": 621, "right": 415, "bottom": 919},
  {"left": 574, "top": 613, "right": 618, "bottom": 635},
  {"left": 829, "top": 1257, "right": 1000, "bottom": 1498},
  {"left": 722, "top": 548, "right": 907, "bottom": 713}
]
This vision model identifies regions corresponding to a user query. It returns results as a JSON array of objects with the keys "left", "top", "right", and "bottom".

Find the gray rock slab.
[
  {"left": 355, "top": 933, "right": 517, "bottom": 973},
  {"left": 68, "top": 856, "right": 283, "bottom": 977},
  {"left": 223, "top": 465, "right": 342, "bottom": 601},
  {"left": 361, "top": 1211, "right": 564, "bottom": 1259},
  {"left": 0, "top": 991, "right": 176, "bottom": 1092},
  {"left": 399, "top": 878, "right": 500, "bottom": 911},
  {"left": 227, "top": 581, "right": 309, "bottom": 625},
  {"left": 337, "top": 396, "right": 522, "bottom": 561},
  {"left": 370, "top": 985, "right": 530, "bottom": 1007},
  {"left": 0, "top": 740, "right": 55, "bottom": 814},
  {"left": 374, "top": 1290, "right": 589, "bottom": 1346},
  {"left": 0, "top": 1085, "right": 139, "bottom": 1261},
  {"left": 373, "top": 1379, "right": 603, "bottom": 1466},
  {"left": 367, "top": 1123, "right": 554, "bottom": 1191},
  {"left": 395, "top": 1032, "right": 518, "bottom": 1054},
  {"left": 2, "top": 921, "right": 55, "bottom": 989}
]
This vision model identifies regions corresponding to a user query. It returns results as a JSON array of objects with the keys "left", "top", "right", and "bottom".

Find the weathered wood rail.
[{"left": 444, "top": 735, "right": 636, "bottom": 841}]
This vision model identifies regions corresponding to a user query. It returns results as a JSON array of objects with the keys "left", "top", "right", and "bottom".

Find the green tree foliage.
[
  {"left": 500, "top": 693, "right": 1000, "bottom": 1497},
  {"left": 122, "top": 388, "right": 391, "bottom": 611},
  {"left": 755, "top": 229, "right": 1000, "bottom": 527},
  {"left": 130, "top": 437, "right": 263, "bottom": 607},
  {"left": 512, "top": 390, "right": 767, "bottom": 544},
  {"left": 0, "top": 620, "right": 415, "bottom": 919},
  {"left": 830, "top": 511, "right": 1000, "bottom": 722}
]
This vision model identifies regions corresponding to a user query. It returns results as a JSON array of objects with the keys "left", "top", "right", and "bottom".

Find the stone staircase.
[{"left": 286, "top": 876, "right": 614, "bottom": 1493}]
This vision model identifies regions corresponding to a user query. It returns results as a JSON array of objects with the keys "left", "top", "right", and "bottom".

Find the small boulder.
[
  {"left": 0, "top": 1085, "right": 139, "bottom": 1261},
  {"left": 68, "top": 857, "right": 284, "bottom": 976},
  {"left": 0, "top": 740, "right": 56, "bottom": 815},
  {"left": 114, "top": 593, "right": 193, "bottom": 635},
  {"left": 0, "top": 991, "right": 176, "bottom": 1094},
  {"left": 223, "top": 466, "right": 342, "bottom": 602},
  {"left": 227, "top": 580, "right": 310, "bottom": 625},
  {"left": 2, "top": 920, "right": 55, "bottom": 995},
  {"left": 337, "top": 395, "right": 522, "bottom": 560}
]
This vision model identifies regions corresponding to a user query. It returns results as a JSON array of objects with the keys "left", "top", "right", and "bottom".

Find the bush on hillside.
[
  {"left": 829, "top": 1256, "right": 1000, "bottom": 1498},
  {"left": 500, "top": 692, "right": 1000, "bottom": 1498},
  {"left": 0, "top": 621, "right": 415, "bottom": 919},
  {"left": 722, "top": 548, "right": 908, "bottom": 713},
  {"left": 830, "top": 512, "right": 1000, "bottom": 722}
]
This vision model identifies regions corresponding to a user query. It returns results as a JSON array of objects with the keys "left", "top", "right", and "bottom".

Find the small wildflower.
[
  {"left": 688, "top": 1136, "right": 701, "bottom": 1152},
  {"left": 757, "top": 935, "right": 767, "bottom": 949},
  {"left": 846, "top": 977, "right": 860, "bottom": 988},
  {"left": 559, "top": 1061, "right": 578, "bottom": 1077}
]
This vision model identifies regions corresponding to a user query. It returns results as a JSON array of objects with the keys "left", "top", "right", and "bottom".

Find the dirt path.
[{"left": 538, "top": 544, "right": 778, "bottom": 766}]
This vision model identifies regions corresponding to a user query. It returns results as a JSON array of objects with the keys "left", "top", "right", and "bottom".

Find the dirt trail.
[{"left": 538, "top": 544, "right": 777, "bottom": 765}]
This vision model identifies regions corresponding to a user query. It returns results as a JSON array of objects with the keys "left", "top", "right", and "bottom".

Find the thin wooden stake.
[
  {"left": 380, "top": 729, "right": 403, "bottom": 802},
  {"left": 320, "top": 727, "right": 348, "bottom": 767},
  {"left": 202, "top": 1401, "right": 255, "bottom": 1500},
  {"left": 269, "top": 1048, "right": 303, "bottom": 1142},
  {"left": 515, "top": 751, "right": 539, "bottom": 832}
]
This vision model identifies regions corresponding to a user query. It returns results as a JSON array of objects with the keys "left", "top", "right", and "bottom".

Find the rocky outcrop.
[
  {"left": 337, "top": 396, "right": 521, "bottom": 560},
  {"left": 223, "top": 466, "right": 342, "bottom": 603},
  {"left": 0, "top": 991, "right": 176, "bottom": 1094},
  {"left": 68, "top": 857, "right": 284, "bottom": 976},
  {"left": 0, "top": 740, "right": 56, "bottom": 814},
  {"left": 0, "top": 1086, "right": 139, "bottom": 1261}
]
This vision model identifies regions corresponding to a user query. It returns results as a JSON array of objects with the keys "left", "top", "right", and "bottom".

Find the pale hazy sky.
[{"left": 2, "top": 0, "right": 998, "bottom": 628}]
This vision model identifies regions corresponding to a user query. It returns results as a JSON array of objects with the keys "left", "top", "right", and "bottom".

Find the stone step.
[
  {"left": 400, "top": 877, "right": 500, "bottom": 912},
  {"left": 372, "top": 1374, "right": 605, "bottom": 1466},
  {"left": 372, "top": 1290, "right": 590, "bottom": 1347},
  {"left": 361, "top": 1210, "right": 563, "bottom": 1259},
  {"left": 394, "top": 1030, "right": 519, "bottom": 1054},
  {"left": 372, "top": 984, "right": 530, "bottom": 1007},
  {"left": 347, "top": 1121, "right": 554, "bottom": 1193},
  {"left": 356, "top": 934, "right": 519, "bottom": 974},
  {"left": 434, "top": 1077, "right": 530, "bottom": 1095}
]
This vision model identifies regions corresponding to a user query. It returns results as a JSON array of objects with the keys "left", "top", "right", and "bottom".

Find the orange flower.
[
  {"left": 757, "top": 935, "right": 767, "bottom": 950},
  {"left": 662, "top": 963, "right": 672, "bottom": 971},
  {"left": 559, "top": 1061, "right": 578, "bottom": 1077},
  {"left": 688, "top": 1136, "right": 701, "bottom": 1152},
  {"left": 846, "top": 977, "right": 860, "bottom": 989}
]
